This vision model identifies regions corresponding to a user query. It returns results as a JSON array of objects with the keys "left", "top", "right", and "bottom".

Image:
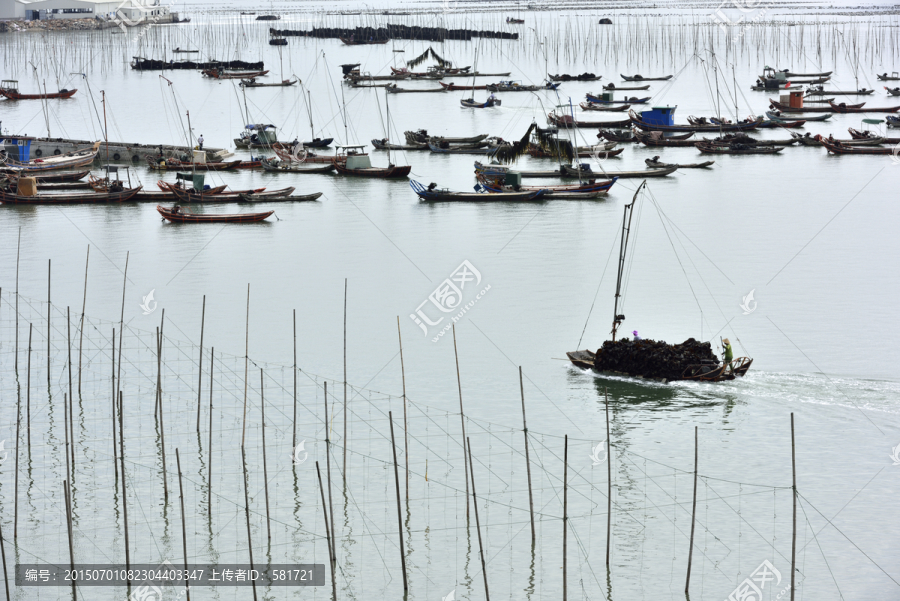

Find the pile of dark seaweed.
[{"left": 593, "top": 338, "right": 718, "bottom": 381}]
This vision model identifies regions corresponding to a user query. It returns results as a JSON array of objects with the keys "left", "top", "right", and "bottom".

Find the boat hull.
[{"left": 157, "top": 205, "right": 274, "bottom": 222}]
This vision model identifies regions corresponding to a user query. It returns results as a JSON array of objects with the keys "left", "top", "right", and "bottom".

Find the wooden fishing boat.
[
  {"left": 4, "top": 178, "right": 89, "bottom": 190},
  {"left": 6, "top": 170, "right": 89, "bottom": 183},
  {"left": 439, "top": 82, "right": 487, "bottom": 91},
  {"left": 159, "top": 182, "right": 269, "bottom": 202},
  {"left": 778, "top": 69, "right": 832, "bottom": 78},
  {"left": 580, "top": 102, "right": 629, "bottom": 112},
  {"left": 561, "top": 164, "right": 677, "bottom": 178},
  {"left": 146, "top": 157, "right": 242, "bottom": 171},
  {"left": 586, "top": 93, "right": 650, "bottom": 104},
  {"left": 506, "top": 17, "right": 524, "bottom": 23},
  {"left": 791, "top": 132, "right": 886, "bottom": 147},
  {"left": 702, "top": 134, "right": 796, "bottom": 146},
  {"left": 271, "top": 143, "right": 338, "bottom": 164},
  {"left": 695, "top": 142, "right": 784, "bottom": 154},
  {"left": 332, "top": 146, "right": 410, "bottom": 178},
  {"left": 441, "top": 71, "right": 512, "bottom": 78},
  {"left": 156, "top": 182, "right": 228, "bottom": 194},
  {"left": 848, "top": 128, "right": 900, "bottom": 144},
  {"left": 827, "top": 100, "right": 900, "bottom": 113},
  {"left": 233, "top": 186, "right": 295, "bottom": 199},
  {"left": 803, "top": 98, "right": 836, "bottom": 104},
  {"left": 816, "top": 135, "right": 897, "bottom": 155},
  {"left": 0, "top": 80, "right": 77, "bottom": 100},
  {"left": 603, "top": 84, "right": 650, "bottom": 91},
  {"left": 550, "top": 73, "right": 601, "bottom": 82},
  {"left": 768, "top": 99, "right": 860, "bottom": 112},
  {"left": 404, "top": 131, "right": 489, "bottom": 145},
  {"left": 427, "top": 142, "right": 501, "bottom": 155},
  {"left": 630, "top": 109, "right": 759, "bottom": 132},
  {"left": 548, "top": 112, "right": 631, "bottom": 128},
  {"left": 597, "top": 129, "right": 636, "bottom": 142},
  {"left": 477, "top": 175, "right": 618, "bottom": 198},
  {"left": 645, "top": 157, "right": 714, "bottom": 169},
  {"left": 806, "top": 87, "right": 874, "bottom": 96},
  {"left": 302, "top": 138, "right": 334, "bottom": 148},
  {"left": 386, "top": 85, "right": 447, "bottom": 94},
  {"left": 372, "top": 139, "right": 427, "bottom": 151},
  {"left": 877, "top": 72, "right": 900, "bottom": 81},
  {"left": 0, "top": 185, "right": 142, "bottom": 204},
  {"left": 766, "top": 110, "right": 832, "bottom": 122},
  {"left": 756, "top": 118, "right": 807, "bottom": 128},
  {"left": 240, "top": 191, "right": 322, "bottom": 202},
  {"left": 173, "top": 47, "right": 199, "bottom": 53},
  {"left": 886, "top": 87, "right": 900, "bottom": 97},
  {"left": 621, "top": 74, "right": 672, "bottom": 81},
  {"left": 461, "top": 97, "right": 501, "bottom": 108},
  {"left": 240, "top": 78, "right": 297, "bottom": 87},
  {"left": 633, "top": 130, "right": 698, "bottom": 147},
  {"left": 2, "top": 142, "right": 99, "bottom": 173},
  {"left": 410, "top": 180, "right": 545, "bottom": 202},
  {"left": 486, "top": 81, "right": 559, "bottom": 92},
  {"left": 157, "top": 205, "right": 274, "bottom": 223},
  {"left": 260, "top": 157, "right": 336, "bottom": 172},
  {"left": 202, "top": 69, "right": 269, "bottom": 79},
  {"left": 567, "top": 182, "right": 752, "bottom": 383},
  {"left": 339, "top": 36, "right": 390, "bottom": 45}
]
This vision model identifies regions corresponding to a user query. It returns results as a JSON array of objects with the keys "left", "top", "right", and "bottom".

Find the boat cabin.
[
  {"left": 1, "top": 80, "right": 19, "bottom": 94},
  {"left": 176, "top": 172, "right": 206, "bottom": 192},
  {"left": 241, "top": 124, "right": 277, "bottom": 146},
  {"left": 1, "top": 135, "right": 34, "bottom": 161},
  {"left": 762, "top": 67, "right": 787, "bottom": 82},
  {"left": 336, "top": 145, "right": 371, "bottom": 168},
  {"left": 779, "top": 90, "right": 804, "bottom": 109},
  {"left": 639, "top": 106, "right": 677, "bottom": 126}
]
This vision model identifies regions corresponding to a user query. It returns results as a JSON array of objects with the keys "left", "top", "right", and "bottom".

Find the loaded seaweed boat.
[{"left": 566, "top": 182, "right": 752, "bottom": 382}]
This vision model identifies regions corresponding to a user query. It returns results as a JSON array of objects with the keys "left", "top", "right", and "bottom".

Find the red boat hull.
[
  {"left": 157, "top": 205, "right": 273, "bottom": 222},
  {"left": 0, "top": 88, "right": 77, "bottom": 100}
]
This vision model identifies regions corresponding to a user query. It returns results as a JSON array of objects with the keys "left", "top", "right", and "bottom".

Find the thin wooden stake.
[
  {"left": 175, "top": 449, "right": 191, "bottom": 601},
  {"left": 791, "top": 413, "right": 796, "bottom": 601},
  {"left": 388, "top": 412, "right": 408, "bottom": 591},
  {"left": 47, "top": 259, "right": 50, "bottom": 385},
  {"left": 63, "top": 394, "right": 71, "bottom": 483},
  {"left": 0, "top": 513, "right": 10, "bottom": 601},
  {"left": 292, "top": 310, "right": 297, "bottom": 449},
  {"left": 77, "top": 246, "right": 89, "bottom": 394},
  {"left": 196, "top": 295, "right": 205, "bottom": 433},
  {"left": 67, "top": 308, "right": 74, "bottom": 472},
  {"left": 63, "top": 480, "right": 75, "bottom": 600},
  {"left": 13, "top": 345, "right": 21, "bottom": 537},
  {"left": 685, "top": 426, "right": 698, "bottom": 593},
  {"left": 452, "top": 325, "right": 470, "bottom": 516},
  {"left": 563, "top": 434, "right": 568, "bottom": 601},
  {"left": 14, "top": 228, "right": 19, "bottom": 372},
  {"left": 605, "top": 388, "right": 612, "bottom": 565},
  {"left": 260, "top": 369, "right": 271, "bottom": 542},
  {"left": 116, "top": 252, "right": 128, "bottom": 399},
  {"left": 466, "top": 438, "right": 490, "bottom": 601},
  {"left": 342, "top": 278, "right": 347, "bottom": 479},
  {"left": 519, "top": 367, "right": 535, "bottom": 543},
  {"left": 208, "top": 347, "right": 214, "bottom": 521},
  {"left": 26, "top": 324, "right": 32, "bottom": 452},
  {"left": 241, "top": 445, "right": 258, "bottom": 601},
  {"left": 112, "top": 328, "right": 117, "bottom": 469},
  {"left": 397, "top": 317, "right": 408, "bottom": 499},
  {"left": 324, "top": 381, "right": 336, "bottom": 563},
  {"left": 316, "top": 462, "right": 337, "bottom": 601},
  {"left": 242, "top": 284, "right": 250, "bottom": 446},
  {"left": 157, "top": 329, "right": 169, "bottom": 499},
  {"left": 118, "top": 392, "right": 130, "bottom": 569}
]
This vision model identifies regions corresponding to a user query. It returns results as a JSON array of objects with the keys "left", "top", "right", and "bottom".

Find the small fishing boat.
[
  {"left": 332, "top": 145, "right": 411, "bottom": 178},
  {"left": 645, "top": 156, "right": 714, "bottom": 169},
  {"left": 877, "top": 72, "right": 900, "bottom": 81},
  {"left": 602, "top": 83, "right": 650, "bottom": 91},
  {"left": 848, "top": 127, "right": 900, "bottom": 144},
  {"left": 157, "top": 205, "right": 274, "bottom": 223},
  {"left": 886, "top": 87, "right": 900, "bottom": 96},
  {"left": 0, "top": 185, "right": 142, "bottom": 204},
  {"left": 597, "top": 129, "right": 636, "bottom": 142},
  {"left": 269, "top": 38, "right": 288, "bottom": 46},
  {"left": 271, "top": 143, "right": 337, "bottom": 164},
  {"left": 816, "top": 135, "right": 897, "bottom": 155},
  {"left": 159, "top": 182, "right": 270, "bottom": 202},
  {"left": 410, "top": 180, "right": 545, "bottom": 202},
  {"left": 240, "top": 78, "right": 297, "bottom": 87},
  {"left": 202, "top": 69, "right": 269, "bottom": 79},
  {"left": 441, "top": 71, "right": 512, "bottom": 78},
  {"left": 156, "top": 181, "right": 228, "bottom": 194},
  {"left": 371, "top": 139, "right": 427, "bottom": 151},
  {"left": 146, "top": 157, "right": 242, "bottom": 171},
  {"left": 695, "top": 142, "right": 784, "bottom": 154},
  {"left": 240, "top": 191, "right": 322, "bottom": 202},
  {"left": 427, "top": 142, "right": 501, "bottom": 155},
  {"left": 506, "top": 17, "right": 524, "bottom": 24},
  {"left": 702, "top": 133, "right": 796, "bottom": 146},
  {"left": 439, "top": 82, "right": 487, "bottom": 91},
  {"left": 6, "top": 170, "right": 89, "bottom": 183},
  {"left": 233, "top": 186, "right": 296, "bottom": 199},
  {"left": 260, "top": 157, "right": 336, "bottom": 173},
  {"left": 791, "top": 132, "right": 886, "bottom": 147},
  {"left": 2, "top": 142, "right": 100, "bottom": 173},
  {"left": 460, "top": 97, "right": 501, "bottom": 108},
  {"left": 386, "top": 84, "right": 447, "bottom": 94},
  {"left": 755, "top": 118, "right": 807, "bottom": 128},
  {"left": 827, "top": 100, "right": 900, "bottom": 113},
  {"left": 561, "top": 164, "right": 677, "bottom": 178},
  {"left": 633, "top": 130, "right": 698, "bottom": 147},
  {"left": 550, "top": 73, "right": 601, "bottom": 82},
  {"left": 803, "top": 98, "right": 836, "bottom": 104},
  {"left": 777, "top": 69, "right": 832, "bottom": 78},
  {"left": 621, "top": 74, "right": 672, "bottom": 81},
  {"left": 339, "top": 36, "right": 390, "bottom": 45},
  {"left": 548, "top": 112, "right": 631, "bottom": 128},
  {"left": 630, "top": 109, "right": 759, "bottom": 132},
  {"left": 768, "top": 99, "right": 861, "bottom": 112},
  {"left": 580, "top": 102, "right": 629, "bottom": 112},
  {"left": 806, "top": 86, "right": 874, "bottom": 96},
  {"left": 0, "top": 80, "right": 77, "bottom": 100},
  {"left": 766, "top": 110, "right": 832, "bottom": 122},
  {"left": 405, "top": 131, "right": 489, "bottom": 145},
  {"left": 173, "top": 48, "right": 199, "bottom": 53},
  {"left": 486, "top": 81, "right": 559, "bottom": 92},
  {"left": 476, "top": 175, "right": 618, "bottom": 199},
  {"left": 302, "top": 138, "right": 334, "bottom": 148},
  {"left": 586, "top": 93, "right": 650, "bottom": 104}
]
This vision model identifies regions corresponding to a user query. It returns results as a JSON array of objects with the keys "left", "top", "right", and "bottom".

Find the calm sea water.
[{"left": 1, "top": 7, "right": 899, "bottom": 601}]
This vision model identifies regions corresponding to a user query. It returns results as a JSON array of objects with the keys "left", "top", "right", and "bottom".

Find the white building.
[{"left": 1, "top": 0, "right": 169, "bottom": 22}]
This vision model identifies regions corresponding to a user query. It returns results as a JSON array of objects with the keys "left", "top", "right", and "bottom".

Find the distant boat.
[
  {"left": 157, "top": 205, "right": 274, "bottom": 223},
  {"left": 256, "top": 15, "right": 280, "bottom": 20},
  {"left": 340, "top": 36, "right": 390, "bottom": 45},
  {"left": 621, "top": 74, "right": 672, "bottom": 81},
  {"left": 0, "top": 80, "right": 76, "bottom": 100}
]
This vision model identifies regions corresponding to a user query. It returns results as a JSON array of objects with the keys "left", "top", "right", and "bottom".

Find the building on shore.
[{"left": 1, "top": 0, "right": 172, "bottom": 23}]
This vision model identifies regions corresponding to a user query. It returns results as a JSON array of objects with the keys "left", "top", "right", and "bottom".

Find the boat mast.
[
  {"left": 186, "top": 110, "right": 195, "bottom": 179},
  {"left": 611, "top": 181, "right": 645, "bottom": 341},
  {"left": 384, "top": 88, "right": 392, "bottom": 166},
  {"left": 102, "top": 90, "right": 108, "bottom": 167}
]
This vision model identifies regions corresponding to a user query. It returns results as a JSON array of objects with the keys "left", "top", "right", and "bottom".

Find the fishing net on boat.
[
  {"left": 593, "top": 337, "right": 718, "bottom": 381},
  {"left": 492, "top": 122, "right": 538, "bottom": 164}
]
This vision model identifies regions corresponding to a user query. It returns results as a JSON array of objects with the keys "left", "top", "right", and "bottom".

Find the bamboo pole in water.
[
  {"left": 26, "top": 324, "right": 31, "bottom": 453},
  {"left": 241, "top": 445, "right": 258, "bottom": 601},
  {"left": 63, "top": 480, "right": 75, "bottom": 600},
  {"left": 67, "top": 308, "right": 74, "bottom": 472},
  {"left": 388, "top": 411, "right": 408, "bottom": 592},
  {"left": 176, "top": 449, "right": 191, "bottom": 601},
  {"left": 116, "top": 253, "right": 129, "bottom": 400},
  {"left": 791, "top": 413, "right": 796, "bottom": 601},
  {"left": 0, "top": 516, "right": 9, "bottom": 601},
  {"left": 605, "top": 388, "right": 612, "bottom": 565},
  {"left": 197, "top": 295, "right": 205, "bottom": 433},
  {"left": 260, "top": 369, "right": 271, "bottom": 542},
  {"left": 293, "top": 310, "right": 297, "bottom": 449},
  {"left": 14, "top": 335, "right": 22, "bottom": 537},
  {"left": 78, "top": 246, "right": 88, "bottom": 394},
  {"left": 519, "top": 366, "right": 535, "bottom": 543},
  {"left": 112, "top": 328, "right": 117, "bottom": 471},
  {"left": 316, "top": 461, "right": 337, "bottom": 601},
  {"left": 14, "top": 228, "right": 19, "bottom": 373},
  {"left": 157, "top": 328, "right": 169, "bottom": 500},
  {"left": 452, "top": 325, "right": 470, "bottom": 517},
  {"left": 685, "top": 426, "right": 698, "bottom": 593},
  {"left": 208, "top": 347, "right": 214, "bottom": 521},
  {"left": 466, "top": 438, "right": 490, "bottom": 601},
  {"left": 562, "top": 434, "right": 568, "bottom": 601},
  {"left": 118, "top": 392, "right": 130, "bottom": 569},
  {"left": 324, "top": 381, "right": 336, "bottom": 564},
  {"left": 47, "top": 260, "right": 50, "bottom": 385},
  {"left": 242, "top": 284, "right": 250, "bottom": 446},
  {"left": 63, "top": 394, "right": 71, "bottom": 483},
  {"left": 397, "top": 317, "right": 408, "bottom": 499},
  {"left": 343, "top": 279, "right": 347, "bottom": 479}
]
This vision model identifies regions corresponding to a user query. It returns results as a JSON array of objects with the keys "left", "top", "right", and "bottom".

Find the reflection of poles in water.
[
  {"left": 466, "top": 438, "right": 490, "bottom": 601},
  {"left": 562, "top": 434, "right": 568, "bottom": 601},
  {"left": 67, "top": 308, "right": 75, "bottom": 472},
  {"left": 241, "top": 445, "right": 258, "bottom": 601},
  {"left": 790, "top": 413, "right": 797, "bottom": 601},
  {"left": 63, "top": 480, "right": 75, "bottom": 600},
  {"left": 0, "top": 514, "right": 10, "bottom": 600},
  {"left": 260, "top": 369, "right": 271, "bottom": 543},
  {"left": 685, "top": 426, "right": 698, "bottom": 593},
  {"left": 293, "top": 311, "right": 297, "bottom": 448},
  {"left": 519, "top": 367, "right": 536, "bottom": 542},
  {"left": 453, "top": 325, "right": 470, "bottom": 517},
  {"left": 388, "top": 412, "right": 409, "bottom": 592},
  {"left": 324, "top": 382, "right": 336, "bottom": 565},
  {"left": 343, "top": 279, "right": 347, "bottom": 479},
  {"left": 119, "top": 392, "right": 130, "bottom": 570},
  {"left": 196, "top": 295, "right": 205, "bottom": 433},
  {"left": 176, "top": 449, "right": 190, "bottom": 601},
  {"left": 316, "top": 462, "right": 337, "bottom": 601},
  {"left": 208, "top": 348, "right": 214, "bottom": 522},
  {"left": 605, "top": 388, "right": 612, "bottom": 565}
]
